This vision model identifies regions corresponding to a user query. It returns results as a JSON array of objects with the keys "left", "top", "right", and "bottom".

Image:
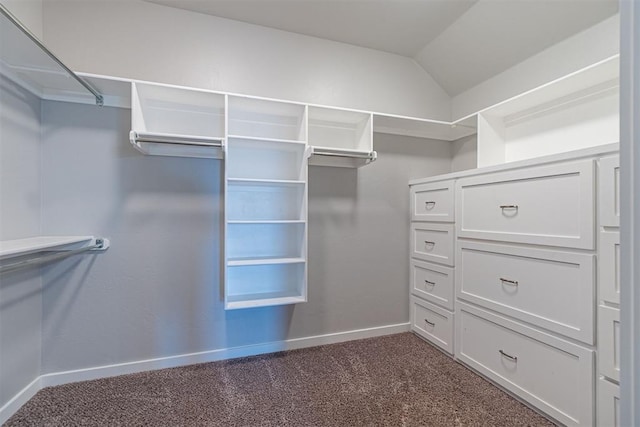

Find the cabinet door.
[
  {"left": 599, "top": 155, "right": 620, "bottom": 227},
  {"left": 456, "top": 160, "right": 595, "bottom": 249},
  {"left": 410, "top": 180, "right": 454, "bottom": 222}
]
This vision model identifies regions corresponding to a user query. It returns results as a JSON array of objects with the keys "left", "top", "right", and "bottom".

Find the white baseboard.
[
  {"left": 1, "top": 322, "right": 409, "bottom": 423},
  {"left": 0, "top": 377, "right": 41, "bottom": 425}
]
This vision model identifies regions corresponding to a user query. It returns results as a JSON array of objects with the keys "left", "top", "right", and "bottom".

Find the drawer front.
[
  {"left": 599, "top": 155, "right": 620, "bottom": 227},
  {"left": 598, "top": 305, "right": 620, "bottom": 382},
  {"left": 598, "top": 377, "right": 620, "bottom": 427},
  {"left": 411, "top": 259, "right": 454, "bottom": 310},
  {"left": 456, "top": 160, "right": 595, "bottom": 249},
  {"left": 456, "top": 302, "right": 594, "bottom": 427},
  {"left": 599, "top": 231, "right": 620, "bottom": 305},
  {"left": 410, "top": 181, "right": 454, "bottom": 222},
  {"left": 457, "top": 241, "right": 595, "bottom": 344},
  {"left": 410, "top": 223, "right": 454, "bottom": 266},
  {"left": 411, "top": 296, "right": 454, "bottom": 355}
]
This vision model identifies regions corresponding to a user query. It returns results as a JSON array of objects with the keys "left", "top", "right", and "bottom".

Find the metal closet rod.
[
  {"left": 132, "top": 131, "right": 225, "bottom": 147},
  {"left": 0, "top": 239, "right": 108, "bottom": 275},
  {"left": 0, "top": 3, "right": 104, "bottom": 106},
  {"left": 314, "top": 150, "right": 376, "bottom": 159}
]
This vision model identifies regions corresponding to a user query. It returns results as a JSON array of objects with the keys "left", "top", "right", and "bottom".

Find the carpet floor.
[{"left": 5, "top": 333, "right": 554, "bottom": 426}]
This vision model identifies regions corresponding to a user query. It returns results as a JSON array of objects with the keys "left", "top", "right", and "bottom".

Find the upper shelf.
[
  {"left": 457, "top": 55, "right": 619, "bottom": 125},
  {"left": 0, "top": 236, "right": 94, "bottom": 261},
  {"left": 373, "top": 114, "right": 475, "bottom": 141},
  {"left": 0, "top": 3, "right": 103, "bottom": 106}
]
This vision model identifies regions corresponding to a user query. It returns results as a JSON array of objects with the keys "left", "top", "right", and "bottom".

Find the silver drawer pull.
[
  {"left": 499, "top": 349, "right": 518, "bottom": 362},
  {"left": 424, "top": 241, "right": 435, "bottom": 246},
  {"left": 424, "top": 201, "right": 436, "bottom": 207},
  {"left": 499, "top": 277, "right": 519, "bottom": 286},
  {"left": 424, "top": 318, "right": 435, "bottom": 327},
  {"left": 500, "top": 205, "right": 519, "bottom": 209},
  {"left": 424, "top": 279, "right": 435, "bottom": 286}
]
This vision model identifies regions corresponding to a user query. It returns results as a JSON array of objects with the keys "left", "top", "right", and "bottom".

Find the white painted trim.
[
  {"left": 0, "top": 323, "right": 409, "bottom": 423},
  {"left": 0, "top": 377, "right": 41, "bottom": 425},
  {"left": 619, "top": 1, "right": 639, "bottom": 426}
]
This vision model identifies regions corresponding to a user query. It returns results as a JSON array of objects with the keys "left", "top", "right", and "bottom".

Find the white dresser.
[{"left": 408, "top": 144, "right": 619, "bottom": 426}]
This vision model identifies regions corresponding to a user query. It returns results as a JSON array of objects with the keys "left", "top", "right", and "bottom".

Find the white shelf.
[
  {"left": 227, "top": 220, "right": 306, "bottom": 224},
  {"left": 227, "top": 257, "right": 305, "bottom": 266},
  {"left": 227, "top": 178, "right": 305, "bottom": 185},
  {"left": 226, "top": 293, "right": 307, "bottom": 310},
  {"left": 0, "top": 236, "right": 94, "bottom": 261},
  {"left": 373, "top": 114, "right": 476, "bottom": 141},
  {"left": 227, "top": 135, "right": 307, "bottom": 145}
]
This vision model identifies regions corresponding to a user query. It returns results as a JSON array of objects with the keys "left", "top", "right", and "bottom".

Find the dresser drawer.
[
  {"left": 599, "top": 230, "right": 620, "bottom": 305},
  {"left": 456, "top": 302, "right": 594, "bottom": 427},
  {"left": 599, "top": 155, "right": 620, "bottom": 227},
  {"left": 598, "top": 305, "right": 620, "bottom": 382},
  {"left": 410, "top": 180, "right": 454, "bottom": 222},
  {"left": 456, "top": 160, "right": 595, "bottom": 249},
  {"left": 598, "top": 377, "right": 620, "bottom": 427},
  {"left": 410, "top": 223, "right": 454, "bottom": 266},
  {"left": 411, "top": 296, "right": 454, "bottom": 355},
  {"left": 411, "top": 259, "right": 454, "bottom": 310},
  {"left": 457, "top": 241, "right": 595, "bottom": 344}
]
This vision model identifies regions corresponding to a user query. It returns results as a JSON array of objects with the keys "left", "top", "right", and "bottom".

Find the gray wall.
[
  {"left": 42, "top": 0, "right": 451, "bottom": 121},
  {"left": 39, "top": 101, "right": 451, "bottom": 373},
  {"left": 451, "top": 134, "right": 478, "bottom": 173},
  {"left": 0, "top": 77, "right": 42, "bottom": 408}
]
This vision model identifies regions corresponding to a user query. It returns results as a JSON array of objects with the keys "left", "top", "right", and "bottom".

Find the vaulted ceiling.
[{"left": 144, "top": 0, "right": 619, "bottom": 96}]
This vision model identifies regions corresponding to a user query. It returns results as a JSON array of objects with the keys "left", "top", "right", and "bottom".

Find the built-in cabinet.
[
  {"left": 406, "top": 50, "right": 620, "bottom": 425},
  {"left": 409, "top": 144, "right": 619, "bottom": 426}
]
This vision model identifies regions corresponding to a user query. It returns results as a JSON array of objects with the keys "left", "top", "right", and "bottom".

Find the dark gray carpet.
[{"left": 5, "top": 333, "right": 553, "bottom": 426}]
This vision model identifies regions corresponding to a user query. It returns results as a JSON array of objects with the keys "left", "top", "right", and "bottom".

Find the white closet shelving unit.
[
  {"left": 0, "top": 4, "right": 109, "bottom": 274},
  {"left": 224, "top": 96, "right": 309, "bottom": 309},
  {"left": 130, "top": 82, "right": 226, "bottom": 159}
]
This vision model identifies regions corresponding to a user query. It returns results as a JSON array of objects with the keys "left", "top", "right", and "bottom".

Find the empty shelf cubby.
[{"left": 228, "top": 96, "right": 306, "bottom": 142}]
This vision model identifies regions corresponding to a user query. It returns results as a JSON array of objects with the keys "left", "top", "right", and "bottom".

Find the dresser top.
[{"left": 409, "top": 143, "right": 620, "bottom": 186}]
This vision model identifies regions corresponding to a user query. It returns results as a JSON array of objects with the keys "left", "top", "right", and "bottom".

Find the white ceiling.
[{"left": 144, "top": 0, "right": 618, "bottom": 96}]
